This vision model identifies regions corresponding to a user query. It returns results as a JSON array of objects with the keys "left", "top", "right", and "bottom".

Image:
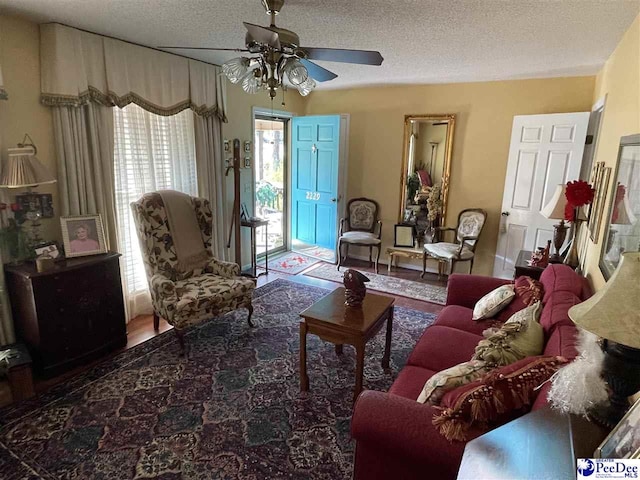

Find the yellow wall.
[
  {"left": 304, "top": 78, "right": 596, "bottom": 275},
  {"left": 582, "top": 13, "right": 640, "bottom": 290},
  {"left": 0, "top": 15, "right": 59, "bottom": 242}
]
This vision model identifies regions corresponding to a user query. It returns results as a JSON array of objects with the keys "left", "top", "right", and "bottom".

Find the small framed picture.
[
  {"left": 60, "top": 214, "right": 107, "bottom": 258},
  {"left": 240, "top": 203, "right": 250, "bottom": 220},
  {"left": 394, "top": 224, "right": 415, "bottom": 248},
  {"left": 223, "top": 139, "right": 230, "bottom": 153},
  {"left": 244, "top": 156, "right": 251, "bottom": 168},
  {"left": 34, "top": 241, "right": 61, "bottom": 260},
  {"left": 243, "top": 140, "right": 252, "bottom": 153},
  {"left": 596, "top": 397, "right": 640, "bottom": 459}
]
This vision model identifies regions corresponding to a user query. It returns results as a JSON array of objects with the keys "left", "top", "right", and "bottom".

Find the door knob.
[
  {"left": 501, "top": 211, "right": 510, "bottom": 216},
  {"left": 331, "top": 198, "right": 337, "bottom": 202}
]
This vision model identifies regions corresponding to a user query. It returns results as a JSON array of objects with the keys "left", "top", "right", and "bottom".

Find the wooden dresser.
[{"left": 5, "top": 252, "right": 127, "bottom": 377}]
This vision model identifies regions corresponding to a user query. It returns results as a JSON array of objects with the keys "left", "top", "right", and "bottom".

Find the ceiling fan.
[{"left": 159, "top": 0, "right": 384, "bottom": 98}]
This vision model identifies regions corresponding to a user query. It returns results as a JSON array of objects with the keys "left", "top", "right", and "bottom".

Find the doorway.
[{"left": 254, "top": 115, "right": 288, "bottom": 257}]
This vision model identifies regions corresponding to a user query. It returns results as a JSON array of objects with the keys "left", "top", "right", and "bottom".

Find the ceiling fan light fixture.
[
  {"left": 296, "top": 76, "right": 316, "bottom": 96},
  {"left": 241, "top": 69, "right": 263, "bottom": 94},
  {"left": 283, "top": 59, "right": 308, "bottom": 86},
  {"left": 222, "top": 57, "right": 251, "bottom": 84}
]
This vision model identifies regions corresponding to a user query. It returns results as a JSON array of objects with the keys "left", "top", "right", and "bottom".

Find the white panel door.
[{"left": 493, "top": 112, "right": 590, "bottom": 278}]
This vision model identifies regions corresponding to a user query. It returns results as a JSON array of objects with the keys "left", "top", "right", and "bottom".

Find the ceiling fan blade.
[
  {"left": 299, "top": 59, "right": 338, "bottom": 82},
  {"left": 301, "top": 47, "right": 383, "bottom": 66},
  {"left": 158, "top": 46, "right": 249, "bottom": 52},
  {"left": 243, "top": 22, "right": 281, "bottom": 48}
]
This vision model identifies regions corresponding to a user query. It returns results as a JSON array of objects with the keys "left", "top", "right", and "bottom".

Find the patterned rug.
[
  {"left": 293, "top": 245, "right": 335, "bottom": 262},
  {"left": 305, "top": 263, "right": 448, "bottom": 305},
  {"left": 266, "top": 252, "right": 321, "bottom": 275},
  {"left": 0, "top": 279, "right": 435, "bottom": 480}
]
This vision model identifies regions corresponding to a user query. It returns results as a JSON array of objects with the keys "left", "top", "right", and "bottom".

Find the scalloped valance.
[
  {"left": 0, "top": 64, "right": 7, "bottom": 100},
  {"left": 40, "top": 24, "right": 227, "bottom": 121}
]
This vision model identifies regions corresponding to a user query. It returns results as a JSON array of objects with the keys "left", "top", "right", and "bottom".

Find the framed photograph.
[
  {"left": 34, "top": 241, "right": 61, "bottom": 259},
  {"left": 596, "top": 396, "right": 640, "bottom": 459},
  {"left": 394, "top": 224, "right": 415, "bottom": 248},
  {"left": 60, "top": 214, "right": 107, "bottom": 258},
  {"left": 13, "top": 193, "right": 54, "bottom": 222},
  {"left": 240, "top": 203, "right": 250, "bottom": 220},
  {"left": 223, "top": 139, "right": 230, "bottom": 153},
  {"left": 588, "top": 162, "right": 611, "bottom": 243},
  {"left": 243, "top": 140, "right": 252, "bottom": 153},
  {"left": 599, "top": 134, "right": 640, "bottom": 280},
  {"left": 244, "top": 156, "right": 251, "bottom": 168}
]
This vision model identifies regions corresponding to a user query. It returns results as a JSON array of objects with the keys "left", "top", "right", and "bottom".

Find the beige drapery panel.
[
  {"left": 40, "top": 23, "right": 227, "bottom": 121},
  {"left": 194, "top": 114, "right": 227, "bottom": 260},
  {"left": 52, "top": 103, "right": 118, "bottom": 251}
]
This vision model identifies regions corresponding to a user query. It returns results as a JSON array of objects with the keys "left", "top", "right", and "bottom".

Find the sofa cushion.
[
  {"left": 496, "top": 276, "right": 544, "bottom": 323},
  {"left": 389, "top": 365, "right": 438, "bottom": 400},
  {"left": 540, "top": 264, "right": 584, "bottom": 304},
  {"left": 472, "top": 284, "right": 515, "bottom": 320},
  {"left": 433, "top": 355, "right": 568, "bottom": 441},
  {"left": 407, "top": 326, "right": 483, "bottom": 372},
  {"left": 473, "top": 302, "right": 544, "bottom": 366},
  {"left": 417, "top": 360, "right": 492, "bottom": 405},
  {"left": 539, "top": 290, "right": 583, "bottom": 333},
  {"left": 433, "top": 305, "right": 503, "bottom": 336}
]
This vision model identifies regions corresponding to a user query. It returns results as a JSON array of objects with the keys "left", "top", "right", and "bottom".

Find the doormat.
[
  {"left": 267, "top": 251, "right": 321, "bottom": 274},
  {"left": 294, "top": 245, "right": 336, "bottom": 262},
  {"left": 304, "top": 263, "right": 447, "bottom": 305}
]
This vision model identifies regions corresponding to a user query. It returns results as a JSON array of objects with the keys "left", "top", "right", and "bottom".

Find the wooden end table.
[
  {"left": 514, "top": 250, "right": 546, "bottom": 280},
  {"left": 299, "top": 288, "right": 395, "bottom": 402}
]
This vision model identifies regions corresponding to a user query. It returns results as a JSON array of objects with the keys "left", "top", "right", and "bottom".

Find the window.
[{"left": 113, "top": 103, "right": 197, "bottom": 318}]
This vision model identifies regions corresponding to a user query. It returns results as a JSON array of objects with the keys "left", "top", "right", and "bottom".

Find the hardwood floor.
[{"left": 4, "top": 258, "right": 445, "bottom": 404}]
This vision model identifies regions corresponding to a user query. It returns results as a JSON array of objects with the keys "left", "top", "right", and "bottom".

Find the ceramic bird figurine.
[{"left": 343, "top": 269, "right": 370, "bottom": 308}]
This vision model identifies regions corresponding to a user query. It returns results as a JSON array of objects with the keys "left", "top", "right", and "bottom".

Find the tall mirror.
[{"left": 399, "top": 114, "right": 455, "bottom": 244}]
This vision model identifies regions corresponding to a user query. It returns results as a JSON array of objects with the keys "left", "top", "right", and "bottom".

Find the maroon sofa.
[{"left": 351, "top": 264, "right": 591, "bottom": 480}]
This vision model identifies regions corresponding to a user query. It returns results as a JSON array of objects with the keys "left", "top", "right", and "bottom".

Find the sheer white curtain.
[{"left": 113, "top": 103, "right": 197, "bottom": 320}]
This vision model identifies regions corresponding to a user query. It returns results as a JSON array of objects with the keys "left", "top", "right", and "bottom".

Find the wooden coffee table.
[{"left": 299, "top": 287, "right": 395, "bottom": 402}]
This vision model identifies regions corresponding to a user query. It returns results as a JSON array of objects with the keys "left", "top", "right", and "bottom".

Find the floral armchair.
[
  {"left": 130, "top": 192, "right": 255, "bottom": 352},
  {"left": 422, "top": 208, "right": 487, "bottom": 279},
  {"left": 337, "top": 197, "right": 382, "bottom": 273}
]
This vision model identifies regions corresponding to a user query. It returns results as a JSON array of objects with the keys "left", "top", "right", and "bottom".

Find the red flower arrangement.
[{"left": 564, "top": 180, "right": 595, "bottom": 221}]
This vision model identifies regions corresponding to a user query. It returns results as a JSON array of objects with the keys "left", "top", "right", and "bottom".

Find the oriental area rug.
[
  {"left": 265, "top": 252, "right": 321, "bottom": 275},
  {"left": 0, "top": 279, "right": 435, "bottom": 480},
  {"left": 305, "top": 263, "right": 448, "bottom": 305}
]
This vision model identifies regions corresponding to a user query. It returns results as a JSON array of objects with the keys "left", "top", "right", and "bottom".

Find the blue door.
[{"left": 291, "top": 115, "right": 340, "bottom": 251}]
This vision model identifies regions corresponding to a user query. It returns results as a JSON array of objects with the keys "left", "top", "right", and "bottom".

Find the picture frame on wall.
[
  {"left": 588, "top": 161, "right": 612, "bottom": 243},
  {"left": 599, "top": 134, "right": 640, "bottom": 280},
  {"left": 60, "top": 214, "right": 108, "bottom": 258},
  {"left": 394, "top": 224, "right": 415, "bottom": 248},
  {"left": 596, "top": 396, "right": 640, "bottom": 459}
]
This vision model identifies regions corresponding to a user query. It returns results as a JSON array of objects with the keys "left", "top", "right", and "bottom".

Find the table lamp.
[
  {"left": 568, "top": 252, "right": 640, "bottom": 427},
  {"left": 541, "top": 184, "right": 569, "bottom": 263},
  {"left": 0, "top": 135, "right": 56, "bottom": 244}
]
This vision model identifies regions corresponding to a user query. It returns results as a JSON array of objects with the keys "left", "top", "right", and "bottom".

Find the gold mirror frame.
[{"left": 398, "top": 114, "right": 456, "bottom": 224}]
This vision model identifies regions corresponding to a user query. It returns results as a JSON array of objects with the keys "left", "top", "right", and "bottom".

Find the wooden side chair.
[
  {"left": 337, "top": 197, "right": 382, "bottom": 273},
  {"left": 422, "top": 208, "right": 488, "bottom": 279}
]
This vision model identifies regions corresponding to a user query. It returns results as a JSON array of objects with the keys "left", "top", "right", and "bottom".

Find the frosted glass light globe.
[{"left": 222, "top": 57, "right": 251, "bottom": 84}]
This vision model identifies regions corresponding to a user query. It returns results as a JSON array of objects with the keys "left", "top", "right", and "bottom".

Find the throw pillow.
[
  {"left": 417, "top": 359, "right": 493, "bottom": 405},
  {"left": 432, "top": 355, "right": 568, "bottom": 441},
  {"left": 472, "top": 284, "right": 516, "bottom": 321},
  {"left": 473, "top": 302, "right": 544, "bottom": 366},
  {"left": 496, "top": 276, "right": 544, "bottom": 323}
]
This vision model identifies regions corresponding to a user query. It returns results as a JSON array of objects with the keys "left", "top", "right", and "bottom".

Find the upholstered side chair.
[
  {"left": 422, "top": 208, "right": 488, "bottom": 279},
  {"left": 337, "top": 197, "right": 382, "bottom": 273},
  {"left": 131, "top": 192, "right": 255, "bottom": 353}
]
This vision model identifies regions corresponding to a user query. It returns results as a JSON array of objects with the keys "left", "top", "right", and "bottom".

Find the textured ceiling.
[{"left": 1, "top": 0, "right": 639, "bottom": 89}]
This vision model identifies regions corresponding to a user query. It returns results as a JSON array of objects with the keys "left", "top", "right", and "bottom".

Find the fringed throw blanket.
[{"left": 158, "top": 190, "right": 210, "bottom": 273}]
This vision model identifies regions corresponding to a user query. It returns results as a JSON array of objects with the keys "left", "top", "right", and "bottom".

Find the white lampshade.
[
  {"left": 0, "top": 146, "right": 56, "bottom": 188},
  {"left": 541, "top": 184, "right": 567, "bottom": 220},
  {"left": 568, "top": 252, "right": 640, "bottom": 348}
]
